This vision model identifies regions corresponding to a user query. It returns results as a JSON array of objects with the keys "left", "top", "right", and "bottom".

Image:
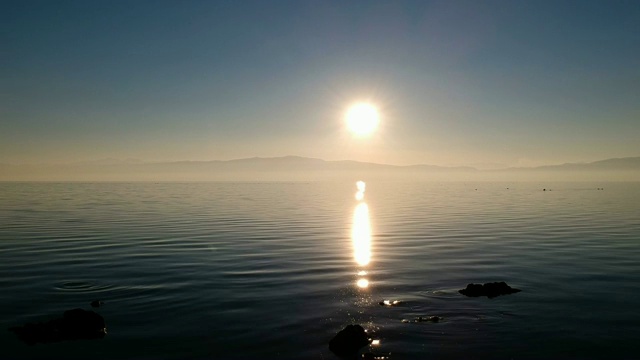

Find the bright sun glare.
[{"left": 346, "top": 103, "right": 379, "bottom": 136}]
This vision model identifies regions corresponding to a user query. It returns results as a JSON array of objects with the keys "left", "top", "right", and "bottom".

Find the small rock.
[
  {"left": 90, "top": 300, "right": 103, "bottom": 308},
  {"left": 329, "top": 324, "right": 371, "bottom": 357},
  {"left": 417, "top": 316, "right": 442, "bottom": 323},
  {"left": 459, "top": 282, "right": 521, "bottom": 298},
  {"left": 9, "top": 308, "right": 106, "bottom": 345}
]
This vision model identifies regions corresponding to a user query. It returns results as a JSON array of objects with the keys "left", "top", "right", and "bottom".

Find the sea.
[{"left": 1, "top": 181, "right": 639, "bottom": 359}]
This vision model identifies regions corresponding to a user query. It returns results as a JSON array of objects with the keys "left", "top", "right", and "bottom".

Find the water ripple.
[{"left": 54, "top": 280, "right": 115, "bottom": 293}]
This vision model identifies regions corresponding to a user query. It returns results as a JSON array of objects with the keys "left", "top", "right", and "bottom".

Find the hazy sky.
[{"left": 2, "top": 0, "right": 639, "bottom": 168}]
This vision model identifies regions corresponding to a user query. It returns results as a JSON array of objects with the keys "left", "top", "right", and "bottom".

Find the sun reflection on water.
[
  {"left": 352, "top": 181, "right": 372, "bottom": 290},
  {"left": 352, "top": 203, "right": 371, "bottom": 266}
]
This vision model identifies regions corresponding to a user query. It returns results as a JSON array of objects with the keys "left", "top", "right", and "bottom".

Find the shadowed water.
[{"left": 1, "top": 182, "right": 639, "bottom": 359}]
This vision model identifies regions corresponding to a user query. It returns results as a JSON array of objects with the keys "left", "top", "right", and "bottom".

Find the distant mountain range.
[
  {"left": 1, "top": 156, "right": 639, "bottom": 181},
  {"left": 503, "top": 157, "right": 640, "bottom": 172}
]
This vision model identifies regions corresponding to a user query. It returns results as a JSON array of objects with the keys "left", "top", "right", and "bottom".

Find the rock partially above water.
[
  {"left": 329, "top": 324, "right": 371, "bottom": 357},
  {"left": 459, "top": 282, "right": 521, "bottom": 298},
  {"left": 9, "top": 308, "right": 106, "bottom": 345},
  {"left": 90, "top": 300, "right": 104, "bottom": 308},
  {"left": 417, "top": 316, "right": 442, "bottom": 323}
]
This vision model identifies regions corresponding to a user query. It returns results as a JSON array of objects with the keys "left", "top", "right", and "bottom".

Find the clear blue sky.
[{"left": 2, "top": 0, "right": 639, "bottom": 168}]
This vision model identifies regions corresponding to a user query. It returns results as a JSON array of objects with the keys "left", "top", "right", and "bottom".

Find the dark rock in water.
[
  {"left": 329, "top": 324, "right": 371, "bottom": 357},
  {"left": 9, "top": 308, "right": 106, "bottom": 345},
  {"left": 90, "top": 300, "right": 103, "bottom": 308},
  {"left": 417, "top": 316, "right": 442, "bottom": 323},
  {"left": 459, "top": 282, "right": 521, "bottom": 298}
]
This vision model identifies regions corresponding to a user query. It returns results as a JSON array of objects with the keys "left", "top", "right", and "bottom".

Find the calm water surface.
[{"left": 1, "top": 182, "right": 639, "bottom": 359}]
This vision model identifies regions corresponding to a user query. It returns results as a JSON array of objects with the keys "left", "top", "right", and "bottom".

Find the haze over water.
[{"left": 2, "top": 181, "right": 639, "bottom": 359}]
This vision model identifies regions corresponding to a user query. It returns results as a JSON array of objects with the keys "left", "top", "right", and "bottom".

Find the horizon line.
[{"left": 2, "top": 154, "right": 640, "bottom": 171}]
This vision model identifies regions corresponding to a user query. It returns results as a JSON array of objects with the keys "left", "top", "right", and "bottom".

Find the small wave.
[
  {"left": 53, "top": 280, "right": 174, "bottom": 297},
  {"left": 54, "top": 280, "right": 115, "bottom": 293}
]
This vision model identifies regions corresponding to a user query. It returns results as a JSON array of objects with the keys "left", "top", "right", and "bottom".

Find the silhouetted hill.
[
  {"left": 530, "top": 157, "right": 640, "bottom": 171},
  {"left": 480, "top": 157, "right": 640, "bottom": 181},
  {"left": 1, "top": 156, "right": 638, "bottom": 181}
]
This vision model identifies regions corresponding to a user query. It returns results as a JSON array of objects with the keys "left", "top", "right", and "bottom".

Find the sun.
[{"left": 346, "top": 103, "right": 379, "bottom": 136}]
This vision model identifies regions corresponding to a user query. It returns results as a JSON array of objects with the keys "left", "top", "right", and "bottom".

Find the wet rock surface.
[
  {"left": 329, "top": 324, "right": 371, "bottom": 357},
  {"left": 459, "top": 282, "right": 521, "bottom": 298},
  {"left": 9, "top": 308, "right": 106, "bottom": 345}
]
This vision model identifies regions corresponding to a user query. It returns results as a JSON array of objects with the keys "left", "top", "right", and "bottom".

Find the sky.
[{"left": 2, "top": 0, "right": 639, "bottom": 169}]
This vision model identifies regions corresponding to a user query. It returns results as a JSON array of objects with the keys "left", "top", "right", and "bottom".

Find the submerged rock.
[
  {"left": 329, "top": 324, "right": 371, "bottom": 357},
  {"left": 459, "top": 282, "right": 521, "bottom": 298},
  {"left": 9, "top": 308, "right": 106, "bottom": 345}
]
